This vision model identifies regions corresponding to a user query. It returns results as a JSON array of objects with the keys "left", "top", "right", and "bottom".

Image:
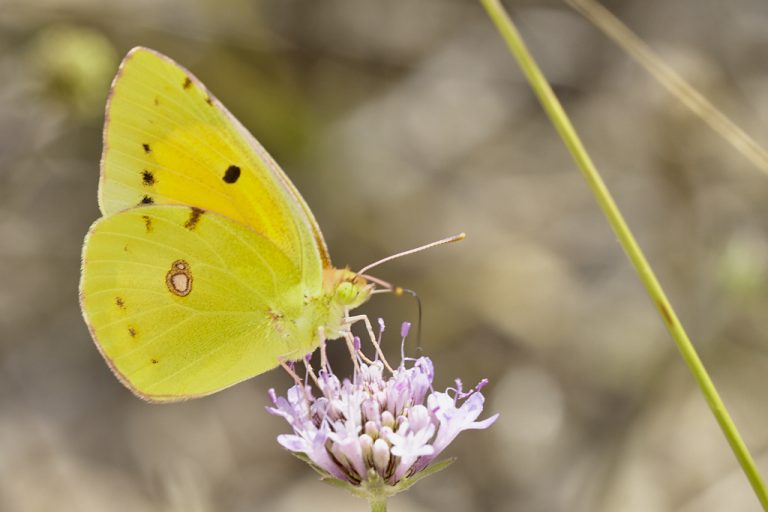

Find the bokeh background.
[{"left": 3, "top": 0, "right": 768, "bottom": 510}]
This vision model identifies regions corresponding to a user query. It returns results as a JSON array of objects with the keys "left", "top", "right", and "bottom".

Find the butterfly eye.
[{"left": 334, "top": 281, "right": 358, "bottom": 306}]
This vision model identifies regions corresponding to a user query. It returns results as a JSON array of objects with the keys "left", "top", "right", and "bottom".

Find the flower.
[{"left": 267, "top": 319, "right": 499, "bottom": 498}]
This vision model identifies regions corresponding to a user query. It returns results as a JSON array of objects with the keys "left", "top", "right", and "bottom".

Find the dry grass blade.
[{"left": 567, "top": 0, "right": 768, "bottom": 177}]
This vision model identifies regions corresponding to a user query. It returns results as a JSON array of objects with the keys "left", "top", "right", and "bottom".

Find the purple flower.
[{"left": 267, "top": 320, "right": 499, "bottom": 496}]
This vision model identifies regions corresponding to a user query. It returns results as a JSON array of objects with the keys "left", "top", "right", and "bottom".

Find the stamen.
[
  {"left": 455, "top": 378, "right": 463, "bottom": 393},
  {"left": 475, "top": 378, "right": 489, "bottom": 393},
  {"left": 375, "top": 317, "right": 385, "bottom": 363},
  {"left": 400, "top": 321, "right": 411, "bottom": 363},
  {"left": 378, "top": 318, "right": 386, "bottom": 334}
]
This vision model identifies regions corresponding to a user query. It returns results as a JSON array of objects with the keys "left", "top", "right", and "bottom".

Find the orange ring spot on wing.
[{"left": 165, "top": 259, "right": 192, "bottom": 297}]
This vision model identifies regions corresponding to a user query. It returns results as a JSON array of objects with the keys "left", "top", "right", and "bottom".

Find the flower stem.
[
  {"left": 369, "top": 497, "right": 387, "bottom": 512},
  {"left": 478, "top": 0, "right": 768, "bottom": 509}
]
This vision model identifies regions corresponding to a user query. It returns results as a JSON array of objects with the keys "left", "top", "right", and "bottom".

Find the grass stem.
[{"left": 478, "top": 0, "right": 768, "bottom": 508}]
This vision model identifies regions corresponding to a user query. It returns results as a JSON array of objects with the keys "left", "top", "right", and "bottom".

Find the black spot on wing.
[
  {"left": 142, "top": 215, "right": 153, "bottom": 232},
  {"left": 184, "top": 207, "right": 204, "bottom": 230},
  {"left": 128, "top": 326, "right": 137, "bottom": 338},
  {"left": 151, "top": 358, "right": 158, "bottom": 364},
  {"left": 141, "top": 169, "right": 155, "bottom": 186},
  {"left": 183, "top": 77, "right": 192, "bottom": 89},
  {"left": 139, "top": 195, "right": 154, "bottom": 205},
  {"left": 205, "top": 96, "right": 213, "bottom": 106},
  {"left": 142, "top": 143, "right": 151, "bottom": 154},
  {"left": 115, "top": 297, "right": 125, "bottom": 309},
  {"left": 223, "top": 165, "right": 241, "bottom": 184}
]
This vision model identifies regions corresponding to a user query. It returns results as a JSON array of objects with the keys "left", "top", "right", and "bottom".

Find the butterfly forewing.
[{"left": 99, "top": 47, "right": 328, "bottom": 289}]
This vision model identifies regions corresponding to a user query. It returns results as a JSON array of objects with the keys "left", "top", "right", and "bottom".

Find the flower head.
[{"left": 267, "top": 320, "right": 498, "bottom": 498}]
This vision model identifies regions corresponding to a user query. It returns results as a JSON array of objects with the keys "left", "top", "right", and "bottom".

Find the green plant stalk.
[{"left": 478, "top": 0, "right": 768, "bottom": 508}]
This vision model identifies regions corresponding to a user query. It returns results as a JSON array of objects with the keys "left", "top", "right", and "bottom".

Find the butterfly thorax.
[{"left": 280, "top": 268, "right": 371, "bottom": 359}]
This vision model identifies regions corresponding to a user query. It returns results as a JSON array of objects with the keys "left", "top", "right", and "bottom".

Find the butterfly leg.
[
  {"left": 345, "top": 314, "right": 394, "bottom": 372},
  {"left": 345, "top": 313, "right": 377, "bottom": 347}
]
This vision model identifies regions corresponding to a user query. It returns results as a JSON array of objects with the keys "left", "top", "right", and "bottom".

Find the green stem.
[
  {"left": 369, "top": 497, "right": 387, "bottom": 512},
  {"left": 478, "top": 0, "right": 768, "bottom": 509}
]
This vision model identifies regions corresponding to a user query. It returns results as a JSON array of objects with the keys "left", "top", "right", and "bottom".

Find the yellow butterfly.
[{"left": 79, "top": 47, "right": 373, "bottom": 402}]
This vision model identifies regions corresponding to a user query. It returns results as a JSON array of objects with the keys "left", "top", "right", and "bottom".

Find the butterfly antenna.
[
  {"left": 356, "top": 232, "right": 466, "bottom": 276},
  {"left": 356, "top": 233, "right": 463, "bottom": 352}
]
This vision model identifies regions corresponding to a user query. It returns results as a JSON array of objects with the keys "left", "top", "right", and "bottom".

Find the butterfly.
[{"left": 79, "top": 47, "right": 373, "bottom": 402}]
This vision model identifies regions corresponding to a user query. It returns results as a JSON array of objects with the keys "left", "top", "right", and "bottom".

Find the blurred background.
[{"left": 2, "top": 0, "right": 768, "bottom": 510}]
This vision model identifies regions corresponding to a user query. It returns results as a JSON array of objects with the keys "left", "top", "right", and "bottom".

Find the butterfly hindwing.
[{"left": 80, "top": 205, "right": 318, "bottom": 401}]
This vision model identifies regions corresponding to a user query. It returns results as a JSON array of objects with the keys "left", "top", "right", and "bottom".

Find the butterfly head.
[{"left": 325, "top": 268, "right": 372, "bottom": 309}]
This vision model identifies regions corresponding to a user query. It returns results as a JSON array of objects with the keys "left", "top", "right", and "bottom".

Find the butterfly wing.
[
  {"left": 99, "top": 46, "right": 330, "bottom": 290},
  {"left": 80, "top": 205, "right": 320, "bottom": 402}
]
